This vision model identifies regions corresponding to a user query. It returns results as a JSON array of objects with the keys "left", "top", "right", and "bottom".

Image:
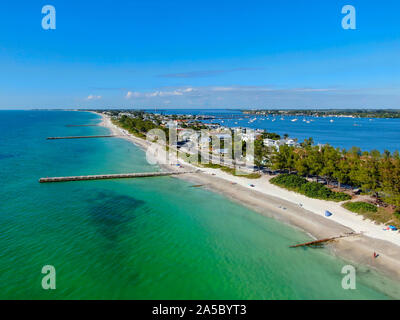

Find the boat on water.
[
  {"left": 291, "top": 118, "right": 298, "bottom": 122},
  {"left": 330, "top": 119, "right": 334, "bottom": 123}
]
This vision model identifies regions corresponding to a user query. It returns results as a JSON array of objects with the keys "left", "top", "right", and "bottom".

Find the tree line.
[{"left": 256, "top": 137, "right": 400, "bottom": 207}]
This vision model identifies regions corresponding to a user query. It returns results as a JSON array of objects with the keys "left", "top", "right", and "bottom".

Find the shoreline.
[{"left": 95, "top": 112, "right": 400, "bottom": 295}]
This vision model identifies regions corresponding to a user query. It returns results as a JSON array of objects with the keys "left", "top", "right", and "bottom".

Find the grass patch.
[
  {"left": 343, "top": 202, "right": 400, "bottom": 227},
  {"left": 270, "top": 174, "right": 351, "bottom": 202},
  {"left": 343, "top": 201, "right": 377, "bottom": 214}
]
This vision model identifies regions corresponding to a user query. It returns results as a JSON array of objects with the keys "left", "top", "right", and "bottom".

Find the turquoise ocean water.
[{"left": 0, "top": 110, "right": 399, "bottom": 299}]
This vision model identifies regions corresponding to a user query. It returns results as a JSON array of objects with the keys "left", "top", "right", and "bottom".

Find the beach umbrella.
[{"left": 325, "top": 210, "right": 333, "bottom": 217}]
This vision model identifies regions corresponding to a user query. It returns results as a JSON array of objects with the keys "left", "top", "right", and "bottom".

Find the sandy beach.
[{"left": 97, "top": 112, "right": 400, "bottom": 290}]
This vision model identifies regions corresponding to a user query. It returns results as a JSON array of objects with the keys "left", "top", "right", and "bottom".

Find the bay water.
[{"left": 158, "top": 109, "right": 400, "bottom": 152}]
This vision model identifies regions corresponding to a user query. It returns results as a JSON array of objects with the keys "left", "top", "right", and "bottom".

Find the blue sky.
[{"left": 1, "top": 0, "right": 400, "bottom": 109}]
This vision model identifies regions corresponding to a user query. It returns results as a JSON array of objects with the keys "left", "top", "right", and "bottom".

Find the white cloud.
[
  {"left": 126, "top": 91, "right": 133, "bottom": 99},
  {"left": 210, "top": 86, "right": 274, "bottom": 92},
  {"left": 126, "top": 91, "right": 141, "bottom": 99},
  {"left": 119, "top": 85, "right": 396, "bottom": 109},
  {"left": 124, "top": 86, "right": 339, "bottom": 101},
  {"left": 86, "top": 94, "right": 102, "bottom": 100},
  {"left": 147, "top": 88, "right": 192, "bottom": 97},
  {"left": 211, "top": 87, "right": 235, "bottom": 92},
  {"left": 181, "top": 87, "right": 194, "bottom": 93},
  {"left": 126, "top": 87, "right": 195, "bottom": 99},
  {"left": 293, "top": 88, "right": 337, "bottom": 92}
]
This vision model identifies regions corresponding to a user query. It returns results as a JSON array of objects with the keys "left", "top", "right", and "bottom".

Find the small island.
[{"left": 242, "top": 109, "right": 400, "bottom": 118}]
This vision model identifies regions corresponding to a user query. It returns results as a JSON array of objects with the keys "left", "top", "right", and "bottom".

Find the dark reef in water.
[{"left": 88, "top": 190, "right": 145, "bottom": 243}]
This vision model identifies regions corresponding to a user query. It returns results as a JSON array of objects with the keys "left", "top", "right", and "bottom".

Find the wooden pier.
[
  {"left": 39, "top": 171, "right": 195, "bottom": 183},
  {"left": 290, "top": 233, "right": 360, "bottom": 248},
  {"left": 47, "top": 135, "right": 118, "bottom": 140},
  {"left": 66, "top": 124, "right": 99, "bottom": 127}
]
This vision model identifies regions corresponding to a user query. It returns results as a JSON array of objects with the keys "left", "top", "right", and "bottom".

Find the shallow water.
[{"left": 0, "top": 110, "right": 398, "bottom": 299}]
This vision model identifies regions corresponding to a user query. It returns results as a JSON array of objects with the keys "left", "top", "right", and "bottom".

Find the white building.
[
  {"left": 263, "top": 138, "right": 277, "bottom": 147},
  {"left": 263, "top": 138, "right": 299, "bottom": 150},
  {"left": 165, "top": 120, "right": 178, "bottom": 128},
  {"left": 285, "top": 139, "right": 297, "bottom": 147}
]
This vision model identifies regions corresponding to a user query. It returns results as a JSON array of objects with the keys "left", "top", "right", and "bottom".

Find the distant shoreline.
[
  {"left": 243, "top": 109, "right": 400, "bottom": 119},
  {"left": 93, "top": 111, "right": 400, "bottom": 297}
]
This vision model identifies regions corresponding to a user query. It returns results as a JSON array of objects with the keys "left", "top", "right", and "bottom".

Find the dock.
[
  {"left": 290, "top": 233, "right": 360, "bottom": 248},
  {"left": 39, "top": 171, "right": 195, "bottom": 183},
  {"left": 66, "top": 124, "right": 99, "bottom": 127},
  {"left": 47, "top": 135, "right": 118, "bottom": 140}
]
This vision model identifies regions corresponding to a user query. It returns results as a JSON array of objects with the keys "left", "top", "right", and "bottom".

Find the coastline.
[{"left": 95, "top": 112, "right": 400, "bottom": 294}]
